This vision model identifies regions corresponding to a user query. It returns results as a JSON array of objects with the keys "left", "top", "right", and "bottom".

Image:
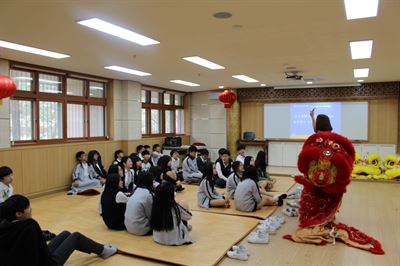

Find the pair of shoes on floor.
[
  {"left": 247, "top": 228, "right": 269, "bottom": 244},
  {"left": 257, "top": 217, "right": 281, "bottom": 234},
  {"left": 100, "top": 243, "right": 118, "bottom": 259},
  {"left": 287, "top": 200, "right": 300, "bottom": 208},
  {"left": 227, "top": 245, "right": 250, "bottom": 261},
  {"left": 282, "top": 207, "right": 298, "bottom": 217}
]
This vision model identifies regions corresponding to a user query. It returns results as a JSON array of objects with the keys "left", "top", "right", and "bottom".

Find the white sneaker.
[
  {"left": 287, "top": 200, "right": 300, "bottom": 208},
  {"left": 269, "top": 215, "right": 285, "bottom": 224},
  {"left": 227, "top": 250, "right": 248, "bottom": 261},
  {"left": 247, "top": 230, "right": 269, "bottom": 244},
  {"left": 261, "top": 218, "right": 281, "bottom": 230},
  {"left": 232, "top": 245, "right": 250, "bottom": 256},
  {"left": 257, "top": 223, "right": 277, "bottom": 234}
]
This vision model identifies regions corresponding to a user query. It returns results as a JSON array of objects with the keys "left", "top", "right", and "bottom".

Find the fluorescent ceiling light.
[
  {"left": 353, "top": 68, "right": 369, "bottom": 78},
  {"left": 77, "top": 18, "right": 159, "bottom": 46},
  {"left": 344, "top": 0, "right": 379, "bottom": 20},
  {"left": 218, "top": 85, "right": 224, "bottom": 89},
  {"left": 104, "top": 66, "right": 151, "bottom": 76},
  {"left": 182, "top": 56, "right": 225, "bottom": 70},
  {"left": 350, "top": 40, "right": 373, "bottom": 59},
  {"left": 357, "top": 79, "right": 364, "bottom": 82},
  {"left": 0, "top": 40, "right": 70, "bottom": 59},
  {"left": 170, "top": 80, "right": 200, "bottom": 87},
  {"left": 232, "top": 75, "right": 259, "bottom": 83},
  {"left": 306, "top": 81, "right": 313, "bottom": 84},
  {"left": 260, "top": 84, "right": 266, "bottom": 87}
]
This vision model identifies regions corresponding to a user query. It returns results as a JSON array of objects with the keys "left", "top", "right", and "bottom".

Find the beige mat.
[
  {"left": 32, "top": 193, "right": 258, "bottom": 266},
  {"left": 268, "top": 176, "right": 296, "bottom": 192}
]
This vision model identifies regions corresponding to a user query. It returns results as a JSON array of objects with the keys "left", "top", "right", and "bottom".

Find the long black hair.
[
  {"left": 242, "top": 166, "right": 259, "bottom": 182},
  {"left": 255, "top": 151, "right": 267, "bottom": 171},
  {"left": 0, "top": 195, "right": 30, "bottom": 222},
  {"left": 130, "top": 155, "right": 142, "bottom": 172},
  {"left": 244, "top": 156, "right": 253, "bottom": 170},
  {"left": 104, "top": 174, "right": 121, "bottom": 192},
  {"left": 108, "top": 164, "right": 121, "bottom": 176},
  {"left": 87, "top": 150, "right": 102, "bottom": 166},
  {"left": 202, "top": 162, "right": 215, "bottom": 187},
  {"left": 149, "top": 166, "right": 163, "bottom": 183},
  {"left": 157, "top": 155, "right": 172, "bottom": 173},
  {"left": 150, "top": 182, "right": 180, "bottom": 231},
  {"left": 316, "top": 114, "right": 333, "bottom": 132},
  {"left": 135, "top": 172, "right": 154, "bottom": 193}
]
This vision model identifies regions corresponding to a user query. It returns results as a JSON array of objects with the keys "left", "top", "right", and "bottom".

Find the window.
[
  {"left": 39, "top": 101, "right": 63, "bottom": 140},
  {"left": 10, "top": 100, "right": 33, "bottom": 141},
  {"left": 67, "top": 104, "right": 85, "bottom": 138},
  {"left": 9, "top": 63, "right": 108, "bottom": 145},
  {"left": 141, "top": 88, "right": 185, "bottom": 136}
]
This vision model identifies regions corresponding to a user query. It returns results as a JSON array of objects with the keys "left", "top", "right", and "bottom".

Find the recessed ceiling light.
[
  {"left": 357, "top": 79, "right": 364, "bottom": 82},
  {"left": 182, "top": 56, "right": 225, "bottom": 70},
  {"left": 260, "top": 84, "right": 266, "bottom": 87},
  {"left": 218, "top": 85, "right": 224, "bottom": 89},
  {"left": 306, "top": 81, "right": 313, "bottom": 84},
  {"left": 0, "top": 40, "right": 70, "bottom": 59},
  {"left": 232, "top": 75, "right": 259, "bottom": 83},
  {"left": 77, "top": 18, "right": 159, "bottom": 46},
  {"left": 353, "top": 68, "right": 369, "bottom": 78},
  {"left": 104, "top": 66, "right": 151, "bottom": 76},
  {"left": 350, "top": 40, "right": 373, "bottom": 59},
  {"left": 213, "top": 12, "right": 232, "bottom": 19},
  {"left": 170, "top": 80, "right": 200, "bottom": 87},
  {"left": 344, "top": 0, "right": 379, "bottom": 20}
]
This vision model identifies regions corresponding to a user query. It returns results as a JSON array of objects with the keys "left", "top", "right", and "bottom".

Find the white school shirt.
[
  {"left": 215, "top": 161, "right": 231, "bottom": 182},
  {"left": 236, "top": 154, "right": 245, "bottom": 164},
  {"left": 0, "top": 182, "right": 13, "bottom": 203},
  {"left": 171, "top": 157, "right": 180, "bottom": 172}
]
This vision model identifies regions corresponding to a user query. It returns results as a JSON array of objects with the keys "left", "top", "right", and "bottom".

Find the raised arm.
[{"left": 310, "top": 108, "right": 316, "bottom": 132}]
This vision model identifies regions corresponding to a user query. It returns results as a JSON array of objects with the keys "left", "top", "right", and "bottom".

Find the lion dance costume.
[{"left": 283, "top": 132, "right": 384, "bottom": 255}]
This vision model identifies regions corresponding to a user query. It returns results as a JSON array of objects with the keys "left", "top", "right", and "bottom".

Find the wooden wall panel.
[{"left": 240, "top": 99, "right": 398, "bottom": 145}]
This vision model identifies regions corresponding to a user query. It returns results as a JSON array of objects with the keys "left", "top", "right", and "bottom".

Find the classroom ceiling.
[{"left": 0, "top": 0, "right": 399, "bottom": 92}]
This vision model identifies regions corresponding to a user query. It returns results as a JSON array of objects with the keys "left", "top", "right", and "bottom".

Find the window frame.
[
  {"left": 9, "top": 62, "right": 109, "bottom": 146},
  {"left": 141, "top": 86, "right": 185, "bottom": 137}
]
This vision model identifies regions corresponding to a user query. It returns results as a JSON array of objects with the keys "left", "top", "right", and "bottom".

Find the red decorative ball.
[
  {"left": 218, "top": 90, "right": 236, "bottom": 108},
  {"left": 0, "top": 75, "right": 17, "bottom": 99}
]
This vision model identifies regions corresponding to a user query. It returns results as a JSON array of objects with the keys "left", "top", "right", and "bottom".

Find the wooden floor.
[{"left": 31, "top": 180, "right": 400, "bottom": 266}]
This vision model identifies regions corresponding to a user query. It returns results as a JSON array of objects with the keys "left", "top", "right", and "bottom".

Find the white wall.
[
  {"left": 113, "top": 80, "right": 142, "bottom": 140},
  {"left": 0, "top": 59, "right": 11, "bottom": 149},
  {"left": 190, "top": 91, "right": 227, "bottom": 161}
]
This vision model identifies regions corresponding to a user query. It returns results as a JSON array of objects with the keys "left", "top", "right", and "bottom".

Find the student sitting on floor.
[
  {"left": 122, "top": 156, "right": 135, "bottom": 193},
  {"left": 136, "top": 145, "right": 145, "bottom": 160},
  {"left": 235, "top": 166, "right": 283, "bottom": 212},
  {"left": 255, "top": 151, "right": 276, "bottom": 189},
  {"left": 182, "top": 145, "right": 203, "bottom": 184},
  {"left": 141, "top": 150, "right": 154, "bottom": 172},
  {"left": 88, "top": 150, "right": 107, "bottom": 184},
  {"left": 215, "top": 148, "right": 233, "bottom": 188},
  {"left": 151, "top": 182, "right": 193, "bottom": 246},
  {"left": 144, "top": 145, "right": 151, "bottom": 152},
  {"left": 130, "top": 155, "right": 143, "bottom": 185},
  {"left": 152, "top": 144, "right": 162, "bottom": 166},
  {"left": 226, "top": 161, "right": 244, "bottom": 199},
  {"left": 0, "top": 195, "right": 117, "bottom": 266},
  {"left": 149, "top": 165, "right": 163, "bottom": 187},
  {"left": 0, "top": 166, "right": 13, "bottom": 204},
  {"left": 125, "top": 172, "right": 154, "bottom": 236},
  {"left": 196, "top": 149, "right": 211, "bottom": 175},
  {"left": 112, "top": 149, "right": 124, "bottom": 167},
  {"left": 198, "top": 163, "right": 229, "bottom": 208},
  {"left": 70, "top": 151, "right": 102, "bottom": 194},
  {"left": 158, "top": 155, "right": 185, "bottom": 192},
  {"left": 170, "top": 149, "right": 183, "bottom": 181},
  {"left": 235, "top": 144, "right": 246, "bottom": 164},
  {"left": 245, "top": 155, "right": 275, "bottom": 195},
  {"left": 101, "top": 174, "right": 129, "bottom": 230}
]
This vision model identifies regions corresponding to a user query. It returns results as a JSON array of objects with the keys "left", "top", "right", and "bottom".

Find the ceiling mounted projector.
[{"left": 285, "top": 71, "right": 303, "bottom": 80}]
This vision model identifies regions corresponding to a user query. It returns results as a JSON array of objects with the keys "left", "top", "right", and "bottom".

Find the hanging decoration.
[
  {"left": 0, "top": 75, "right": 17, "bottom": 99},
  {"left": 218, "top": 89, "right": 236, "bottom": 108}
]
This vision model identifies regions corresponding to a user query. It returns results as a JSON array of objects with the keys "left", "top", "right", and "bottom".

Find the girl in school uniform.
[
  {"left": 255, "top": 151, "right": 276, "bottom": 189},
  {"left": 197, "top": 163, "right": 229, "bottom": 208},
  {"left": 158, "top": 155, "right": 185, "bottom": 192},
  {"left": 141, "top": 150, "right": 154, "bottom": 172},
  {"left": 122, "top": 156, "right": 135, "bottom": 193},
  {"left": 88, "top": 150, "right": 107, "bottom": 184},
  {"left": 112, "top": 150, "right": 124, "bottom": 167},
  {"left": 151, "top": 182, "right": 193, "bottom": 246},
  {"left": 130, "top": 155, "right": 143, "bottom": 185},
  {"left": 244, "top": 155, "right": 274, "bottom": 195},
  {"left": 0, "top": 195, "right": 117, "bottom": 266},
  {"left": 101, "top": 174, "right": 129, "bottom": 230},
  {"left": 235, "top": 166, "right": 284, "bottom": 212},
  {"left": 226, "top": 161, "right": 244, "bottom": 199},
  {"left": 69, "top": 151, "right": 102, "bottom": 194},
  {"left": 170, "top": 149, "right": 183, "bottom": 181},
  {"left": 136, "top": 145, "right": 145, "bottom": 160},
  {"left": 152, "top": 144, "right": 162, "bottom": 166},
  {"left": 125, "top": 172, "right": 154, "bottom": 236}
]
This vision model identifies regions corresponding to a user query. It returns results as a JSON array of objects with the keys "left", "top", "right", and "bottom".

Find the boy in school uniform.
[
  {"left": 141, "top": 150, "right": 154, "bottom": 172},
  {"left": 182, "top": 145, "right": 203, "bottom": 184},
  {"left": 70, "top": 151, "right": 102, "bottom": 194},
  {"left": 170, "top": 149, "right": 183, "bottom": 181},
  {"left": 152, "top": 144, "right": 162, "bottom": 166},
  {"left": 215, "top": 148, "right": 232, "bottom": 188},
  {"left": 196, "top": 149, "right": 211, "bottom": 174},
  {"left": 112, "top": 150, "right": 124, "bottom": 167},
  {"left": 0, "top": 166, "right": 13, "bottom": 203},
  {"left": 235, "top": 144, "right": 246, "bottom": 164},
  {"left": 136, "top": 145, "right": 145, "bottom": 160}
]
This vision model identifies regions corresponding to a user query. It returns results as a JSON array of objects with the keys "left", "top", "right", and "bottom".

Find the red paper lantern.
[
  {"left": 0, "top": 75, "right": 17, "bottom": 99},
  {"left": 218, "top": 90, "right": 236, "bottom": 108}
]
